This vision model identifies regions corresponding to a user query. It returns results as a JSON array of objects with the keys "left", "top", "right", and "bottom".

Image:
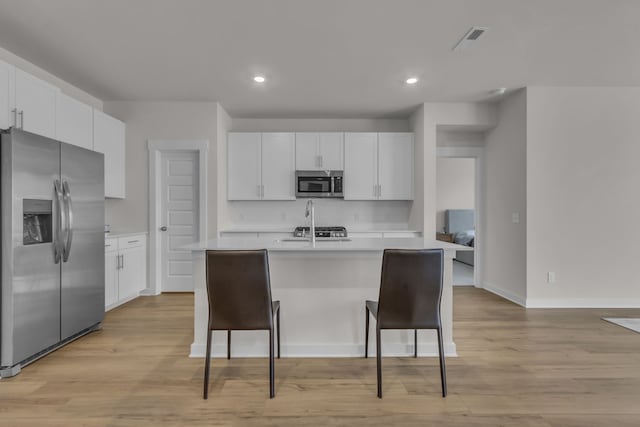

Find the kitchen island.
[{"left": 185, "top": 238, "right": 467, "bottom": 358}]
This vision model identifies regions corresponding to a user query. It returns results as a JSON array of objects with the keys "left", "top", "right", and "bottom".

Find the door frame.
[
  {"left": 436, "top": 146, "right": 484, "bottom": 288},
  {"left": 148, "top": 139, "right": 208, "bottom": 295}
]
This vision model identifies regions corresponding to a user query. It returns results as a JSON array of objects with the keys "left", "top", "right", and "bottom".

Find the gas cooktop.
[{"left": 293, "top": 226, "right": 348, "bottom": 239}]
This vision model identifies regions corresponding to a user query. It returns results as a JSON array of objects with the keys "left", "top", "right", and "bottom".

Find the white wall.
[
  {"left": 437, "top": 130, "right": 485, "bottom": 147},
  {"left": 103, "top": 101, "right": 219, "bottom": 237},
  {"left": 231, "top": 118, "right": 410, "bottom": 132},
  {"left": 410, "top": 103, "right": 497, "bottom": 238},
  {"left": 408, "top": 105, "right": 425, "bottom": 231},
  {"left": 436, "top": 158, "right": 475, "bottom": 233},
  {"left": 482, "top": 90, "right": 527, "bottom": 305},
  {"left": 0, "top": 45, "right": 102, "bottom": 109},
  {"left": 526, "top": 87, "right": 640, "bottom": 307}
]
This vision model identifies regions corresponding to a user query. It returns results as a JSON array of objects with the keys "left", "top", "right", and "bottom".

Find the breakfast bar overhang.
[{"left": 185, "top": 238, "right": 467, "bottom": 358}]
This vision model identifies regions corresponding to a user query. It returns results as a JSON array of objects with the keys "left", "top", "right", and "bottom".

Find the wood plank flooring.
[{"left": 2, "top": 288, "right": 640, "bottom": 426}]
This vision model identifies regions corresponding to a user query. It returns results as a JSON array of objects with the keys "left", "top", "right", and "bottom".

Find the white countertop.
[
  {"left": 219, "top": 226, "right": 421, "bottom": 234},
  {"left": 105, "top": 231, "right": 148, "bottom": 239},
  {"left": 183, "top": 237, "right": 469, "bottom": 252}
]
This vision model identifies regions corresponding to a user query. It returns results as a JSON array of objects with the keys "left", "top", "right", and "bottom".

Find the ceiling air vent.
[{"left": 452, "top": 27, "right": 488, "bottom": 51}]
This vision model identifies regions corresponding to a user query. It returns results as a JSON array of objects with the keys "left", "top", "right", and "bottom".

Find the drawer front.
[
  {"left": 118, "top": 235, "right": 146, "bottom": 250},
  {"left": 105, "top": 238, "right": 118, "bottom": 252}
]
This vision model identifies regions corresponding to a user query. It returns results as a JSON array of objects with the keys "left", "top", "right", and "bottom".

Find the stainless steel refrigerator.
[{"left": 1, "top": 128, "right": 104, "bottom": 378}]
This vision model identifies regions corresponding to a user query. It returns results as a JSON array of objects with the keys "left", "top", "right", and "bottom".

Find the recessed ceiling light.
[
  {"left": 253, "top": 75, "right": 266, "bottom": 83},
  {"left": 406, "top": 77, "right": 418, "bottom": 85},
  {"left": 490, "top": 87, "right": 507, "bottom": 96}
]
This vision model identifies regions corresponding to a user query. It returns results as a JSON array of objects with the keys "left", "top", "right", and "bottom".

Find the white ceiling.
[{"left": 0, "top": 0, "right": 638, "bottom": 117}]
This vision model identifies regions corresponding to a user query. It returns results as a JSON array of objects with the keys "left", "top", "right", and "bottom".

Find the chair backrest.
[
  {"left": 376, "top": 249, "right": 444, "bottom": 330},
  {"left": 205, "top": 250, "right": 274, "bottom": 331}
]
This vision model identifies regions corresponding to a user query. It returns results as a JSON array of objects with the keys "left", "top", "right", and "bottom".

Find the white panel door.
[
  {"left": 160, "top": 151, "right": 199, "bottom": 291},
  {"left": 14, "top": 68, "right": 58, "bottom": 139},
  {"left": 0, "top": 60, "right": 15, "bottom": 130},
  {"left": 295, "top": 132, "right": 319, "bottom": 170},
  {"left": 227, "top": 132, "right": 262, "bottom": 200},
  {"left": 56, "top": 92, "right": 93, "bottom": 149},
  {"left": 344, "top": 132, "right": 378, "bottom": 200},
  {"left": 262, "top": 132, "right": 296, "bottom": 200},
  {"left": 93, "top": 109, "right": 126, "bottom": 198},
  {"left": 378, "top": 133, "right": 414, "bottom": 200},
  {"left": 318, "top": 132, "right": 344, "bottom": 170}
]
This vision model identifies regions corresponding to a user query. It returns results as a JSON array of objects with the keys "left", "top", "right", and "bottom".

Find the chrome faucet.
[{"left": 305, "top": 199, "right": 316, "bottom": 246}]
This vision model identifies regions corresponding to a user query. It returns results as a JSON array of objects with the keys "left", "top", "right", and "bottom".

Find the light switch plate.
[{"left": 512, "top": 212, "right": 520, "bottom": 223}]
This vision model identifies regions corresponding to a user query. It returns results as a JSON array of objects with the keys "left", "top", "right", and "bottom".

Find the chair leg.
[
  {"left": 437, "top": 326, "right": 447, "bottom": 397},
  {"left": 277, "top": 308, "right": 281, "bottom": 359},
  {"left": 269, "top": 328, "right": 275, "bottom": 398},
  {"left": 227, "top": 330, "right": 231, "bottom": 360},
  {"left": 376, "top": 328, "right": 382, "bottom": 398},
  {"left": 414, "top": 329, "right": 418, "bottom": 358},
  {"left": 365, "top": 306, "right": 370, "bottom": 358},
  {"left": 203, "top": 330, "right": 212, "bottom": 399}
]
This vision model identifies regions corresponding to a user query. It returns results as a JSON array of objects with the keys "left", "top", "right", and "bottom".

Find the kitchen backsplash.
[{"left": 224, "top": 199, "right": 413, "bottom": 229}]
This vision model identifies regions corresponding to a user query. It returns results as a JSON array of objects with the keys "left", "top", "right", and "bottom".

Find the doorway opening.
[{"left": 436, "top": 143, "right": 484, "bottom": 288}]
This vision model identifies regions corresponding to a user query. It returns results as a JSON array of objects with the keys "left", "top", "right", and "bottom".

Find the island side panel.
[{"left": 191, "top": 249, "right": 456, "bottom": 357}]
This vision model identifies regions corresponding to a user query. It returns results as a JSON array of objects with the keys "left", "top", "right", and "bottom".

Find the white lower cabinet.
[{"left": 105, "top": 235, "right": 147, "bottom": 311}]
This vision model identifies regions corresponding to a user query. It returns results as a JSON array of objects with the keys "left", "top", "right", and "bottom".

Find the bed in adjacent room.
[{"left": 445, "top": 209, "right": 475, "bottom": 266}]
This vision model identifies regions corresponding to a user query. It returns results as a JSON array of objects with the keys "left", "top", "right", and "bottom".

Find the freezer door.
[
  {"left": 60, "top": 143, "right": 104, "bottom": 340},
  {"left": 1, "top": 129, "right": 61, "bottom": 367}
]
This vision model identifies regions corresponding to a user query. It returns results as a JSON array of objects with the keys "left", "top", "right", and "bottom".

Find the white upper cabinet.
[
  {"left": 228, "top": 132, "right": 262, "bottom": 200},
  {"left": 93, "top": 109, "right": 126, "bottom": 199},
  {"left": 228, "top": 132, "right": 295, "bottom": 200},
  {"left": 261, "top": 133, "right": 296, "bottom": 200},
  {"left": 295, "top": 132, "right": 344, "bottom": 170},
  {"left": 378, "top": 133, "right": 414, "bottom": 200},
  {"left": 344, "top": 132, "right": 413, "bottom": 200},
  {"left": 56, "top": 92, "right": 93, "bottom": 149},
  {"left": 295, "top": 133, "right": 318, "bottom": 170},
  {"left": 344, "top": 133, "right": 378, "bottom": 200},
  {"left": 0, "top": 60, "right": 15, "bottom": 130},
  {"left": 14, "top": 68, "right": 58, "bottom": 139}
]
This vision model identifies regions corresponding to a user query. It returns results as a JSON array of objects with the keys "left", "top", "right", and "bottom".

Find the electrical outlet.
[{"left": 547, "top": 272, "right": 556, "bottom": 284}]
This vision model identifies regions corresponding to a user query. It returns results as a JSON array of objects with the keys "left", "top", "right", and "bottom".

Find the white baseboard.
[
  {"left": 482, "top": 281, "right": 526, "bottom": 307},
  {"left": 189, "top": 342, "right": 457, "bottom": 358},
  {"left": 525, "top": 298, "right": 640, "bottom": 308}
]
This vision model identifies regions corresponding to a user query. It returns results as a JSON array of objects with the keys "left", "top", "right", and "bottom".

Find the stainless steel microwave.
[{"left": 295, "top": 170, "right": 344, "bottom": 198}]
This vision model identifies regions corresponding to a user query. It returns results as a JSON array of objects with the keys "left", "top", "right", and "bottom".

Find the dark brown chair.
[
  {"left": 203, "top": 250, "right": 281, "bottom": 399},
  {"left": 365, "top": 249, "right": 446, "bottom": 398}
]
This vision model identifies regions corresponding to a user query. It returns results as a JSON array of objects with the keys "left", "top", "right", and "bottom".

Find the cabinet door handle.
[
  {"left": 128, "top": 240, "right": 139, "bottom": 244},
  {"left": 18, "top": 110, "right": 24, "bottom": 129},
  {"left": 116, "top": 254, "right": 120, "bottom": 270},
  {"left": 319, "top": 155, "right": 323, "bottom": 168},
  {"left": 373, "top": 185, "right": 376, "bottom": 198},
  {"left": 11, "top": 109, "right": 17, "bottom": 127},
  {"left": 257, "top": 185, "right": 261, "bottom": 198},
  {"left": 261, "top": 185, "right": 265, "bottom": 198},
  {"left": 120, "top": 254, "right": 124, "bottom": 270},
  {"left": 378, "top": 184, "right": 382, "bottom": 198}
]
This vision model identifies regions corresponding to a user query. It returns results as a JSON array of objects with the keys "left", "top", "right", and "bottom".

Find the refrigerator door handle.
[
  {"left": 62, "top": 181, "right": 74, "bottom": 262},
  {"left": 53, "top": 180, "right": 64, "bottom": 264}
]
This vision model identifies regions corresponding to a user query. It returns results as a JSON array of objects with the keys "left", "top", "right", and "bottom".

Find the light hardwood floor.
[{"left": 2, "top": 288, "right": 640, "bottom": 426}]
